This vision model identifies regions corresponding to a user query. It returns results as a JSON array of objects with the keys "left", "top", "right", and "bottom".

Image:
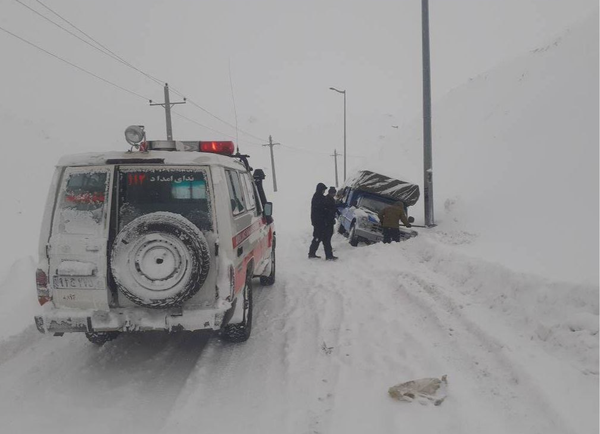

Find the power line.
[
  {"left": 31, "top": 0, "right": 166, "bottom": 87},
  {"left": 0, "top": 16, "right": 365, "bottom": 157},
  {"left": 21, "top": 0, "right": 269, "bottom": 143},
  {"left": 0, "top": 24, "right": 150, "bottom": 101},
  {"left": 15, "top": 0, "right": 267, "bottom": 143},
  {"left": 344, "top": 152, "right": 366, "bottom": 159},
  {"left": 13, "top": 0, "right": 161, "bottom": 85},
  {"left": 279, "top": 143, "right": 366, "bottom": 159},
  {"left": 172, "top": 111, "right": 263, "bottom": 147},
  {"left": 1, "top": 24, "right": 364, "bottom": 157},
  {"left": 279, "top": 143, "right": 330, "bottom": 156},
  {"left": 3, "top": 11, "right": 262, "bottom": 146},
  {"left": 169, "top": 110, "right": 363, "bottom": 159},
  {"left": 184, "top": 98, "right": 268, "bottom": 143},
  {"left": 7, "top": 3, "right": 367, "bottom": 156}
]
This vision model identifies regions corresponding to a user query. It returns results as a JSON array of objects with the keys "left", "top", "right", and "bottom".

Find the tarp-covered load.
[{"left": 342, "top": 170, "right": 420, "bottom": 207}]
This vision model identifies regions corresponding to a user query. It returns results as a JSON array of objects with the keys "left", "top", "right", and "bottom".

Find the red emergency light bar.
[{"left": 199, "top": 141, "right": 235, "bottom": 155}]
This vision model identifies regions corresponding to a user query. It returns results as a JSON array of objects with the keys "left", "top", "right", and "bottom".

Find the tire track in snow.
[
  {"left": 0, "top": 325, "right": 45, "bottom": 367},
  {"left": 161, "top": 233, "right": 349, "bottom": 433},
  {"left": 1, "top": 229, "right": 592, "bottom": 434},
  {"left": 388, "top": 265, "right": 577, "bottom": 434},
  {"left": 312, "top": 236, "right": 575, "bottom": 434},
  {"left": 310, "top": 255, "right": 478, "bottom": 434},
  {"left": 282, "top": 269, "right": 346, "bottom": 434},
  {"left": 159, "top": 281, "right": 297, "bottom": 433},
  {"left": 279, "top": 234, "right": 470, "bottom": 433},
  {"left": 398, "top": 266, "right": 576, "bottom": 433},
  {"left": 0, "top": 330, "right": 211, "bottom": 434}
]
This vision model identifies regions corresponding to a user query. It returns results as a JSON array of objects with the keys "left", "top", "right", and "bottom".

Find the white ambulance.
[{"left": 34, "top": 126, "right": 276, "bottom": 344}]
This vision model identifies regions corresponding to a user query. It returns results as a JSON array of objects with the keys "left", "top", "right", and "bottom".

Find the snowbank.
[
  {"left": 412, "top": 231, "right": 599, "bottom": 375},
  {"left": 0, "top": 257, "right": 41, "bottom": 341},
  {"left": 365, "top": 10, "right": 599, "bottom": 284},
  {"left": 158, "top": 229, "right": 598, "bottom": 434}
]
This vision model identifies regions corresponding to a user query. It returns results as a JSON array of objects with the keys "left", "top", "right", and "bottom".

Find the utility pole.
[
  {"left": 149, "top": 83, "right": 186, "bottom": 140},
  {"left": 331, "top": 149, "right": 340, "bottom": 188},
  {"left": 343, "top": 91, "right": 346, "bottom": 180},
  {"left": 422, "top": 0, "right": 435, "bottom": 227},
  {"left": 329, "top": 87, "right": 347, "bottom": 180},
  {"left": 262, "top": 135, "right": 280, "bottom": 192}
]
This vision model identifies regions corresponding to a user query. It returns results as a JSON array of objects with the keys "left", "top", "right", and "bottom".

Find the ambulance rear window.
[{"left": 118, "top": 167, "right": 212, "bottom": 232}]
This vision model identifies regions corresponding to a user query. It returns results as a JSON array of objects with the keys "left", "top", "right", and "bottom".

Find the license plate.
[{"left": 53, "top": 276, "right": 98, "bottom": 289}]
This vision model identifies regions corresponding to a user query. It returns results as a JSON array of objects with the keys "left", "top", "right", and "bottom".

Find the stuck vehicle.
[
  {"left": 34, "top": 126, "right": 275, "bottom": 344},
  {"left": 336, "top": 170, "right": 419, "bottom": 246}
]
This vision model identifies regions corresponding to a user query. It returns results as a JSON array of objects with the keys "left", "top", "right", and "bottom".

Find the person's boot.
[
  {"left": 325, "top": 255, "right": 338, "bottom": 261},
  {"left": 308, "top": 254, "right": 322, "bottom": 259}
]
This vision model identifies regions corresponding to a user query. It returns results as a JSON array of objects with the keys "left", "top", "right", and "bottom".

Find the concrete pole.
[
  {"left": 263, "top": 135, "right": 280, "bottom": 192},
  {"left": 422, "top": 0, "right": 435, "bottom": 226},
  {"left": 332, "top": 149, "right": 339, "bottom": 188},
  {"left": 149, "top": 83, "right": 186, "bottom": 141},
  {"left": 329, "top": 87, "right": 347, "bottom": 180},
  {"left": 343, "top": 91, "right": 347, "bottom": 181},
  {"left": 164, "top": 83, "right": 173, "bottom": 141},
  {"left": 269, "top": 135, "right": 277, "bottom": 192}
]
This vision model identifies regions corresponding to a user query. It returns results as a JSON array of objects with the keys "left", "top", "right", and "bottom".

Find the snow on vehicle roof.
[
  {"left": 56, "top": 150, "right": 247, "bottom": 169},
  {"left": 342, "top": 170, "right": 421, "bottom": 206}
]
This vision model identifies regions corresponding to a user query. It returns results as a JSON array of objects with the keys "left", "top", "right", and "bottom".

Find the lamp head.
[{"left": 124, "top": 125, "right": 145, "bottom": 147}]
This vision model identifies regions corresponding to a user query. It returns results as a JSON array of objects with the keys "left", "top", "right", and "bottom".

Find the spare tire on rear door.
[{"left": 111, "top": 212, "right": 210, "bottom": 308}]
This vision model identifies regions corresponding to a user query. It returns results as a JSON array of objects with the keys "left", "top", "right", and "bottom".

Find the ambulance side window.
[
  {"left": 225, "top": 170, "right": 246, "bottom": 215},
  {"left": 240, "top": 173, "right": 257, "bottom": 212}
]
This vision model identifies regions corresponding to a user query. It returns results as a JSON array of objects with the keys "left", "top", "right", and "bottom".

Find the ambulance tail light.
[{"left": 36, "top": 269, "right": 51, "bottom": 306}]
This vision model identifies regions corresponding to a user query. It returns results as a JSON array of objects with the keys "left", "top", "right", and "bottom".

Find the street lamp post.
[
  {"left": 329, "top": 87, "right": 347, "bottom": 180},
  {"left": 421, "top": 0, "right": 435, "bottom": 226}
]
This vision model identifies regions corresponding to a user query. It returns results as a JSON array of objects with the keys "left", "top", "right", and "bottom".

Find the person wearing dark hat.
[
  {"left": 308, "top": 183, "right": 334, "bottom": 259},
  {"left": 322, "top": 186, "right": 339, "bottom": 260}
]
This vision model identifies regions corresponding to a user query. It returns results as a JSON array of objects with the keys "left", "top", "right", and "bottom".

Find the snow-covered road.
[{"left": 0, "top": 229, "right": 597, "bottom": 434}]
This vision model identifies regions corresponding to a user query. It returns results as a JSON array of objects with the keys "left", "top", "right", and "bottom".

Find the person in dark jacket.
[
  {"left": 378, "top": 200, "right": 411, "bottom": 243},
  {"left": 308, "top": 183, "right": 334, "bottom": 259},
  {"left": 321, "top": 187, "right": 339, "bottom": 260}
]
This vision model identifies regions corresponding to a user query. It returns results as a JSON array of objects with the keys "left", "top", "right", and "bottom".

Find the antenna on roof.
[{"left": 228, "top": 59, "right": 240, "bottom": 154}]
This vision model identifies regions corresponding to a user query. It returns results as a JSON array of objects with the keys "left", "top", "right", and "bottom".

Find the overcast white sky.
[{"left": 0, "top": 0, "right": 596, "bottom": 160}]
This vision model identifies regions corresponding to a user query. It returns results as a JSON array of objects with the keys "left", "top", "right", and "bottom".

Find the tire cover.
[{"left": 111, "top": 212, "right": 210, "bottom": 308}]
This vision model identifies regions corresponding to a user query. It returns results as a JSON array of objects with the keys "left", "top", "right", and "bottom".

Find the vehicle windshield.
[
  {"left": 118, "top": 167, "right": 212, "bottom": 232},
  {"left": 358, "top": 197, "right": 392, "bottom": 214}
]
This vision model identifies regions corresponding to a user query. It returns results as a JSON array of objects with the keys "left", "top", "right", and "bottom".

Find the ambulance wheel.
[
  {"left": 222, "top": 272, "right": 253, "bottom": 343},
  {"left": 85, "top": 331, "right": 120, "bottom": 346},
  {"left": 260, "top": 246, "right": 276, "bottom": 286}
]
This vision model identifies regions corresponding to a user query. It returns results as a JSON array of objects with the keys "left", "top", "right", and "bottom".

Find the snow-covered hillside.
[{"left": 365, "top": 10, "right": 599, "bottom": 284}]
